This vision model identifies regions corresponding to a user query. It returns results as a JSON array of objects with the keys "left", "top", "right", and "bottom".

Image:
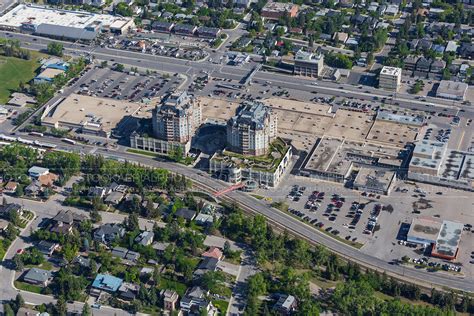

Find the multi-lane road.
[{"left": 1, "top": 31, "right": 471, "bottom": 119}]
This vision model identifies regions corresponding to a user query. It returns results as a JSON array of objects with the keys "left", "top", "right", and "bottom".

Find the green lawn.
[
  {"left": 126, "top": 148, "right": 159, "bottom": 158},
  {"left": 14, "top": 281, "right": 43, "bottom": 294},
  {"left": 213, "top": 299, "right": 229, "bottom": 314},
  {"left": 0, "top": 53, "right": 42, "bottom": 104},
  {"left": 158, "top": 277, "right": 188, "bottom": 297}
]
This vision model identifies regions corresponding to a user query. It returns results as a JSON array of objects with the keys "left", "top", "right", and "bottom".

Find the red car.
[{"left": 16, "top": 248, "right": 24, "bottom": 255}]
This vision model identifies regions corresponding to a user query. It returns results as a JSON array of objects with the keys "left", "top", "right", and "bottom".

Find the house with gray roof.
[
  {"left": 135, "top": 231, "right": 154, "bottom": 246},
  {"left": 23, "top": 268, "right": 52, "bottom": 286},
  {"left": 94, "top": 224, "right": 125, "bottom": 244}
]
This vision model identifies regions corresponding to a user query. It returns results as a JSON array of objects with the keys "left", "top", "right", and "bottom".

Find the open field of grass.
[{"left": 0, "top": 52, "right": 44, "bottom": 103}]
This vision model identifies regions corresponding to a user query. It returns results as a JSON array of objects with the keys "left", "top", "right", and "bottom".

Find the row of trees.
[{"left": 0, "top": 39, "right": 31, "bottom": 60}]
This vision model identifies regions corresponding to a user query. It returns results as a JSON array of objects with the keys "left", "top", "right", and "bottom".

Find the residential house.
[
  {"left": 152, "top": 241, "right": 171, "bottom": 254},
  {"left": 197, "top": 26, "right": 221, "bottom": 38},
  {"left": 333, "top": 32, "right": 349, "bottom": 44},
  {"left": 202, "top": 247, "right": 223, "bottom": 260},
  {"left": 16, "top": 307, "right": 45, "bottom": 316},
  {"left": 0, "top": 219, "right": 9, "bottom": 232},
  {"left": 180, "top": 286, "right": 218, "bottom": 316},
  {"left": 175, "top": 208, "right": 197, "bottom": 221},
  {"left": 0, "top": 202, "right": 23, "bottom": 218},
  {"left": 52, "top": 209, "right": 87, "bottom": 226},
  {"left": 94, "top": 223, "right": 125, "bottom": 244},
  {"left": 88, "top": 186, "right": 110, "bottom": 198},
  {"left": 415, "top": 57, "right": 432, "bottom": 77},
  {"left": 38, "top": 173, "right": 59, "bottom": 187},
  {"left": 385, "top": 4, "right": 399, "bottom": 15},
  {"left": 108, "top": 182, "right": 128, "bottom": 193},
  {"left": 459, "top": 42, "right": 474, "bottom": 59},
  {"left": 92, "top": 274, "right": 123, "bottom": 292},
  {"left": 429, "top": 59, "right": 446, "bottom": 79},
  {"left": 28, "top": 166, "right": 50, "bottom": 178},
  {"left": 140, "top": 267, "right": 154, "bottom": 276},
  {"left": 25, "top": 181, "right": 42, "bottom": 197},
  {"left": 195, "top": 257, "right": 219, "bottom": 276},
  {"left": 4, "top": 181, "right": 18, "bottom": 194},
  {"left": 37, "top": 240, "right": 59, "bottom": 256},
  {"left": 174, "top": 24, "right": 197, "bottom": 36},
  {"left": 161, "top": 289, "right": 179, "bottom": 311},
  {"left": 418, "top": 38, "right": 433, "bottom": 51},
  {"left": 445, "top": 41, "right": 458, "bottom": 53},
  {"left": 274, "top": 294, "right": 297, "bottom": 315},
  {"left": 104, "top": 191, "right": 125, "bottom": 205},
  {"left": 152, "top": 21, "right": 175, "bottom": 33},
  {"left": 135, "top": 231, "right": 154, "bottom": 246},
  {"left": 403, "top": 55, "right": 419, "bottom": 75},
  {"left": 23, "top": 268, "right": 52, "bottom": 287},
  {"left": 119, "top": 282, "right": 140, "bottom": 301},
  {"left": 111, "top": 246, "right": 128, "bottom": 259},
  {"left": 195, "top": 213, "right": 214, "bottom": 226},
  {"left": 111, "top": 246, "right": 141, "bottom": 263}
]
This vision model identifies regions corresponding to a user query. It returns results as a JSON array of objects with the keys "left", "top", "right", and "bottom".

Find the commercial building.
[
  {"left": 406, "top": 218, "right": 442, "bottom": 246},
  {"left": 431, "top": 221, "right": 463, "bottom": 260},
  {"left": 408, "top": 141, "right": 474, "bottom": 191},
  {"left": 353, "top": 168, "right": 396, "bottom": 195},
  {"left": 293, "top": 49, "right": 324, "bottom": 78},
  {"left": 406, "top": 218, "right": 463, "bottom": 260},
  {"left": 378, "top": 66, "right": 402, "bottom": 91},
  {"left": 261, "top": 2, "right": 299, "bottom": 20},
  {"left": 34, "top": 68, "right": 65, "bottom": 84},
  {"left": 436, "top": 80, "right": 468, "bottom": 101},
  {"left": 0, "top": 4, "right": 135, "bottom": 41},
  {"left": 209, "top": 138, "right": 292, "bottom": 188},
  {"left": 299, "top": 136, "right": 408, "bottom": 184},
  {"left": 41, "top": 94, "right": 142, "bottom": 137},
  {"left": 226, "top": 101, "right": 277, "bottom": 156},
  {"left": 375, "top": 110, "right": 425, "bottom": 127}
]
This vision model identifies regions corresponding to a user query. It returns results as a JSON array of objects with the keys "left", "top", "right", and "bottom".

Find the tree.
[
  {"left": 15, "top": 185, "right": 24, "bottom": 197},
  {"left": 13, "top": 254, "right": 24, "bottom": 271},
  {"left": 81, "top": 303, "right": 91, "bottom": 316},
  {"left": 47, "top": 42, "right": 64, "bottom": 57},
  {"left": 125, "top": 213, "right": 140, "bottom": 232},
  {"left": 56, "top": 297, "right": 67, "bottom": 316},
  {"left": 100, "top": 61, "right": 108, "bottom": 68},
  {"left": 15, "top": 294, "right": 25, "bottom": 310},
  {"left": 114, "top": 63, "right": 125, "bottom": 72}
]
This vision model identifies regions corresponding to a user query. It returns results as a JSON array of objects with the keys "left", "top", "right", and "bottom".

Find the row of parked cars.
[{"left": 365, "top": 204, "right": 381, "bottom": 234}]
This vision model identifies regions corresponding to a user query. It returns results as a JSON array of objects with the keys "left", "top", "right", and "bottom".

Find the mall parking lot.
[{"left": 75, "top": 67, "right": 182, "bottom": 102}]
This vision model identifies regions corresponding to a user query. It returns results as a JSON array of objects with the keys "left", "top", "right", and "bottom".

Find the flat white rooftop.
[
  {"left": 0, "top": 4, "right": 126, "bottom": 29},
  {"left": 380, "top": 66, "right": 402, "bottom": 76}
]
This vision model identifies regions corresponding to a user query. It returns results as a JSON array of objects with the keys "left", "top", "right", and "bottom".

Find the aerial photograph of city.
[{"left": 0, "top": 0, "right": 472, "bottom": 314}]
